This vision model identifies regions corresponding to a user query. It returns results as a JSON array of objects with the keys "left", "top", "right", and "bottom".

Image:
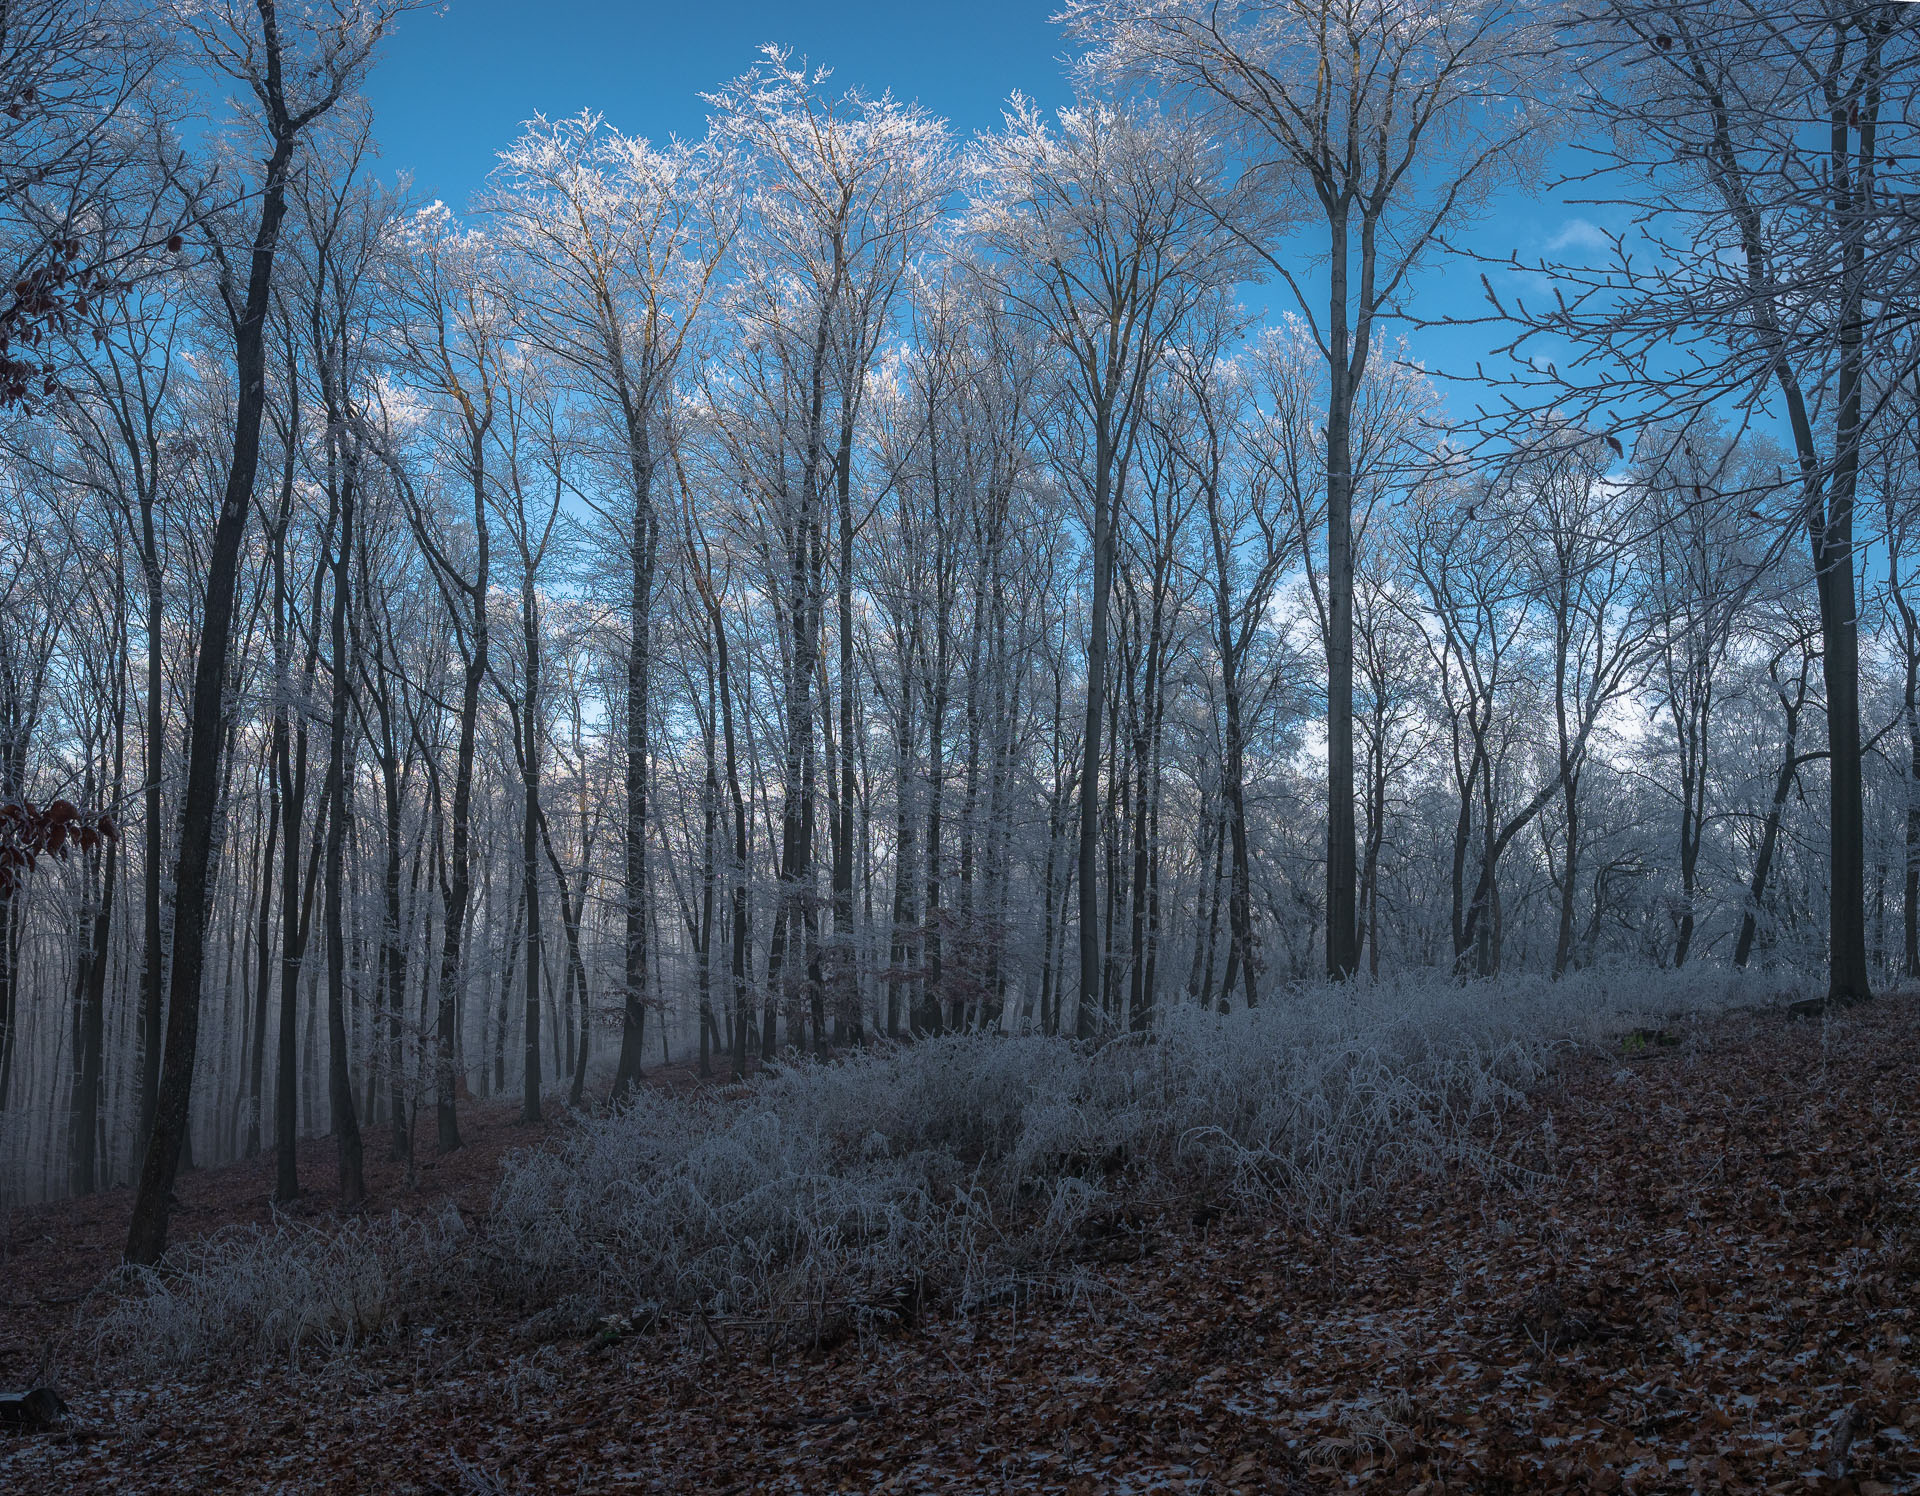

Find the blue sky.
[
  {"left": 362, "top": 1, "right": 1593, "bottom": 389},
  {"left": 364, "top": 1, "right": 1074, "bottom": 203}
]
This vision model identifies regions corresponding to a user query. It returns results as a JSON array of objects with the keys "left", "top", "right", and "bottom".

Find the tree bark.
[
  {"left": 126, "top": 101, "right": 302, "bottom": 1263},
  {"left": 1076, "top": 417, "right": 1115, "bottom": 1039},
  {"left": 322, "top": 425, "right": 364, "bottom": 1208}
]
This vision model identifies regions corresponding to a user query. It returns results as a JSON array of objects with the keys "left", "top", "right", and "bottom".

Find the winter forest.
[{"left": 1, "top": 1, "right": 1919, "bottom": 1487}]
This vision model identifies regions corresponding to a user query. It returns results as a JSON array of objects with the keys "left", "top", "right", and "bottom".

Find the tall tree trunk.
[
  {"left": 1130, "top": 565, "right": 1169, "bottom": 1034},
  {"left": 1906, "top": 626, "right": 1919, "bottom": 979},
  {"left": 833, "top": 411, "right": 857, "bottom": 1040},
  {"left": 378, "top": 744, "right": 408, "bottom": 1161},
  {"left": 1038, "top": 781, "right": 1064, "bottom": 1034},
  {"left": 271, "top": 657, "right": 306, "bottom": 1201},
  {"left": 134, "top": 500, "right": 165, "bottom": 1156},
  {"left": 1552, "top": 775, "right": 1580, "bottom": 979},
  {"left": 712, "top": 606, "right": 750, "bottom": 1077},
  {"left": 244, "top": 747, "right": 278, "bottom": 1159},
  {"left": 614, "top": 421, "right": 655, "bottom": 1095},
  {"left": 323, "top": 449, "right": 364, "bottom": 1209},
  {"left": 520, "top": 585, "right": 543, "bottom": 1126},
  {"left": 698, "top": 718, "right": 717, "bottom": 1079},
  {"left": 495, "top": 875, "right": 524, "bottom": 1097},
  {"left": 126, "top": 112, "right": 302, "bottom": 1265},
  {"left": 766, "top": 300, "right": 836, "bottom": 1061},
  {"left": 1549, "top": 596, "right": 1581, "bottom": 980},
  {"left": 1361, "top": 710, "right": 1389, "bottom": 980},
  {"left": 1195, "top": 799, "right": 1224, "bottom": 1006},
  {"left": 1817, "top": 82, "right": 1872, "bottom": 1002},
  {"left": 68, "top": 787, "right": 113, "bottom": 1196},
  {"left": 434, "top": 437, "right": 489, "bottom": 1152},
  {"left": 74, "top": 597, "right": 128, "bottom": 1193},
  {"left": 1204, "top": 471, "right": 1259, "bottom": 1011},
  {"left": 1077, "top": 419, "right": 1116, "bottom": 1039},
  {"left": 888, "top": 666, "right": 917, "bottom": 1041},
  {"left": 1324, "top": 203, "right": 1359, "bottom": 980}
]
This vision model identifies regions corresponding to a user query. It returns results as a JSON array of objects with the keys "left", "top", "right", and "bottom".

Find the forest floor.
[
  {"left": 0, "top": 1086, "right": 564, "bottom": 1376},
  {"left": 1, "top": 998, "right": 1917, "bottom": 1495}
]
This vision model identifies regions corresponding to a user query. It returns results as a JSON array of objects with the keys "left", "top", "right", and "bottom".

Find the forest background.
[{"left": 0, "top": 0, "right": 1912, "bottom": 1278}]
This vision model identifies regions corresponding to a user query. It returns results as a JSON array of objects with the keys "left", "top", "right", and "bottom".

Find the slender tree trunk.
[
  {"left": 1552, "top": 777, "right": 1580, "bottom": 979},
  {"left": 323, "top": 448, "right": 364, "bottom": 1208},
  {"left": 1906, "top": 626, "right": 1919, "bottom": 979},
  {"left": 379, "top": 750, "right": 408, "bottom": 1161},
  {"left": 1077, "top": 420, "right": 1115, "bottom": 1039},
  {"left": 1197, "top": 800, "right": 1225, "bottom": 1006},
  {"left": 127, "top": 118, "right": 302, "bottom": 1266},
  {"left": 833, "top": 412, "right": 857, "bottom": 1039},
  {"left": 615, "top": 422, "right": 655, "bottom": 1095},
  {"left": 1818, "top": 132, "right": 1872, "bottom": 1000},
  {"left": 713, "top": 609, "right": 749, "bottom": 1077},
  {"left": 434, "top": 440, "right": 489, "bottom": 1151},
  {"left": 1361, "top": 715, "right": 1389, "bottom": 980},
  {"left": 924, "top": 666, "right": 946, "bottom": 1037},
  {"left": 1324, "top": 205, "right": 1360, "bottom": 980},
  {"left": 1736, "top": 669, "right": 1807, "bottom": 969},
  {"left": 244, "top": 746, "right": 278, "bottom": 1159},
  {"left": 1128, "top": 586, "right": 1160, "bottom": 1033},
  {"left": 1140, "top": 620, "right": 1167, "bottom": 1025},
  {"left": 1674, "top": 745, "right": 1701, "bottom": 969},
  {"left": 74, "top": 602, "right": 128, "bottom": 1194},
  {"left": 495, "top": 875, "right": 524, "bottom": 1096},
  {"left": 1548, "top": 596, "right": 1581, "bottom": 981},
  {"left": 272, "top": 670, "right": 308, "bottom": 1202},
  {"left": 521, "top": 586, "right": 543, "bottom": 1126},
  {"left": 1038, "top": 786, "right": 1063, "bottom": 1033},
  {"left": 698, "top": 726, "right": 717, "bottom": 1079},
  {"left": 135, "top": 515, "right": 165, "bottom": 1156},
  {"left": 68, "top": 796, "right": 112, "bottom": 1196},
  {"left": 888, "top": 669, "right": 917, "bottom": 1041}
]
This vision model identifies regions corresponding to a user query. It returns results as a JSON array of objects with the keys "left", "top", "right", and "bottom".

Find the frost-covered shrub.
[
  {"left": 95, "top": 1204, "right": 467, "bottom": 1372},
  {"left": 485, "top": 1038, "right": 1083, "bottom": 1323},
  {"left": 488, "top": 964, "right": 1777, "bottom": 1320}
]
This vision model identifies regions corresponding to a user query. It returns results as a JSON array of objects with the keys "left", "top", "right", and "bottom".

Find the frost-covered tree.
[
  {"left": 1070, "top": 0, "right": 1545, "bottom": 977},
  {"left": 971, "top": 96, "right": 1239, "bottom": 1035},
  {"left": 488, "top": 112, "right": 736, "bottom": 1093}
]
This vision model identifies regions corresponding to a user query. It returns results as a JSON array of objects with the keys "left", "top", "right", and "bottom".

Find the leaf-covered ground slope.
[{"left": 3, "top": 997, "right": 1917, "bottom": 1494}]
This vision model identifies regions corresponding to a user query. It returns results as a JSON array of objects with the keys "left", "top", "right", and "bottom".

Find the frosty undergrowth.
[
  {"left": 485, "top": 964, "right": 1788, "bottom": 1327},
  {"left": 93, "top": 1204, "right": 467, "bottom": 1374},
  {"left": 98, "top": 964, "right": 1791, "bottom": 1371}
]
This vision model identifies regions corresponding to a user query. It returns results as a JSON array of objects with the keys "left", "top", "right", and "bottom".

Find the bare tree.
[
  {"left": 708, "top": 51, "right": 951, "bottom": 1053},
  {"left": 489, "top": 111, "right": 736, "bottom": 1091},
  {"left": 1633, "top": 431, "right": 1766, "bottom": 968},
  {"left": 486, "top": 366, "right": 567, "bottom": 1124},
  {"left": 382, "top": 205, "right": 511, "bottom": 1155},
  {"left": 1074, "top": 0, "right": 1542, "bottom": 977},
  {"left": 291, "top": 121, "right": 399, "bottom": 1210},
  {"left": 1882, "top": 371, "right": 1920, "bottom": 976},
  {"left": 127, "top": 0, "right": 416, "bottom": 1266},
  {"left": 1495, "top": 0, "right": 1920, "bottom": 1003},
  {"left": 1518, "top": 434, "right": 1655, "bottom": 976},
  {"left": 1732, "top": 602, "right": 1823, "bottom": 970},
  {"left": 971, "top": 96, "right": 1236, "bottom": 1036}
]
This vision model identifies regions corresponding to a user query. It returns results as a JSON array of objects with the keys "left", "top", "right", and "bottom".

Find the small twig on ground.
[{"left": 695, "top": 1307, "right": 731, "bottom": 1367}]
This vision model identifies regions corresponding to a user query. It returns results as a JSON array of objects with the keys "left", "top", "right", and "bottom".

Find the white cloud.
[{"left": 1545, "top": 217, "right": 1611, "bottom": 253}]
